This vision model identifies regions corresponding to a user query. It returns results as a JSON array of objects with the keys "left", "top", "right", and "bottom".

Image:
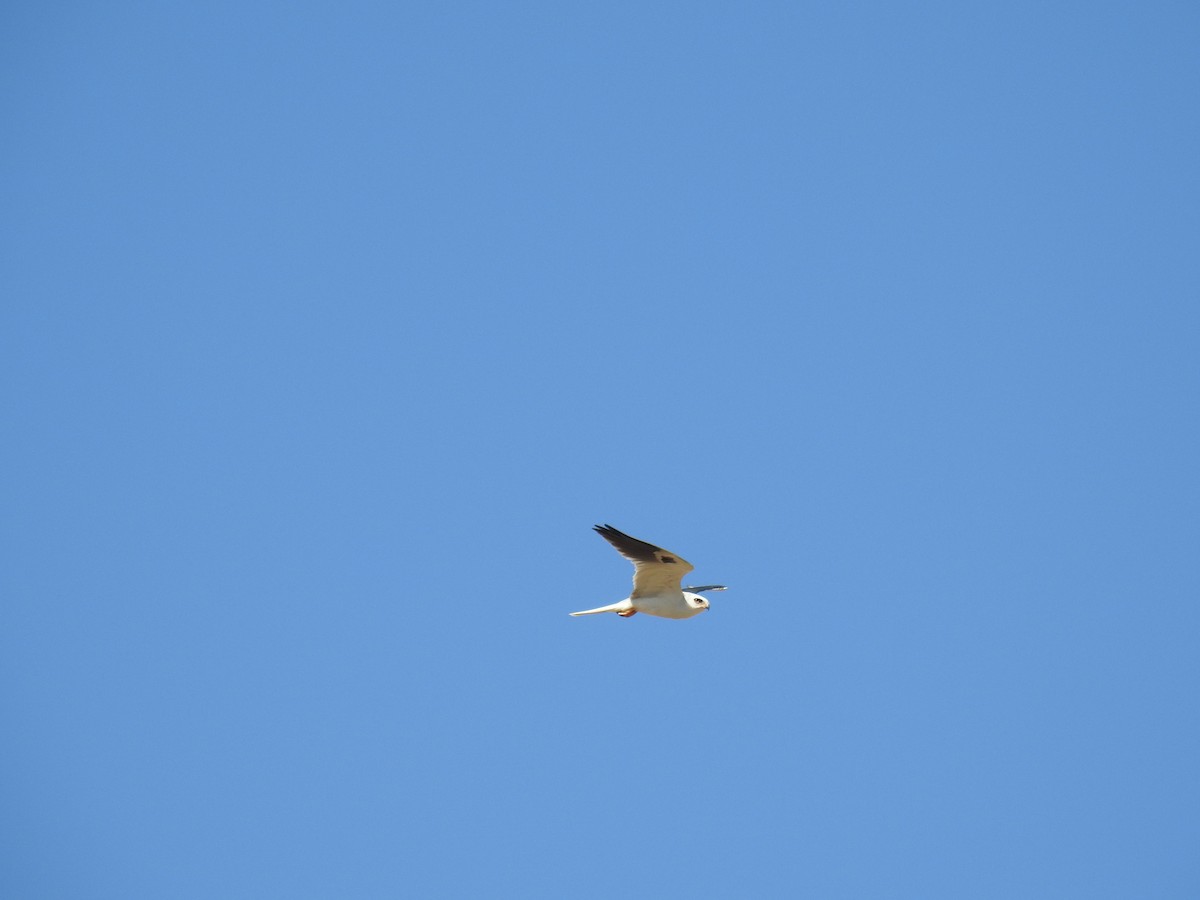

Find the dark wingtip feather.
[{"left": 592, "top": 524, "right": 666, "bottom": 563}]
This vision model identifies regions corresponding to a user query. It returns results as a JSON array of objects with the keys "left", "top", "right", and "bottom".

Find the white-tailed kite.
[{"left": 570, "top": 524, "right": 727, "bottom": 620}]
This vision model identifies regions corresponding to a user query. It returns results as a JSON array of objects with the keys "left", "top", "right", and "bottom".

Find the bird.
[{"left": 570, "top": 524, "right": 727, "bottom": 619}]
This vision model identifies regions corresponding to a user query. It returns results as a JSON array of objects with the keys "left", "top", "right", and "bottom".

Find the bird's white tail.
[{"left": 569, "top": 600, "right": 632, "bottom": 617}]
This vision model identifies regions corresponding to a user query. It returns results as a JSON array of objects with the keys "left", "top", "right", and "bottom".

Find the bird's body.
[{"left": 571, "top": 524, "right": 726, "bottom": 620}]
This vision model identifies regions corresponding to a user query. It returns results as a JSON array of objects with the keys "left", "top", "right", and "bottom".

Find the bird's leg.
[{"left": 618, "top": 609, "right": 638, "bottom": 617}]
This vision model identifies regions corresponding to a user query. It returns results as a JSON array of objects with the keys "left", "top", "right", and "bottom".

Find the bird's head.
[{"left": 682, "top": 585, "right": 726, "bottom": 614}]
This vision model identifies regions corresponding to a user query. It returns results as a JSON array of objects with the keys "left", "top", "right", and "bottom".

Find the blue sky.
[{"left": 3, "top": 2, "right": 1198, "bottom": 897}]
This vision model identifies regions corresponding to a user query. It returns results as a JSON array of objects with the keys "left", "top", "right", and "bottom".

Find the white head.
[{"left": 683, "top": 592, "right": 711, "bottom": 613}]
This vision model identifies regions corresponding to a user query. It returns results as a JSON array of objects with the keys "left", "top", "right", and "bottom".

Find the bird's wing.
[{"left": 594, "top": 524, "right": 694, "bottom": 598}]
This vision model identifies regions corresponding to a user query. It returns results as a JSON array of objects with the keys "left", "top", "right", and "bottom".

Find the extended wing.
[{"left": 594, "top": 524, "right": 694, "bottom": 598}]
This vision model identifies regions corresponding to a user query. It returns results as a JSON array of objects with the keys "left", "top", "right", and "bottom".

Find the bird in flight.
[{"left": 570, "top": 524, "right": 727, "bottom": 620}]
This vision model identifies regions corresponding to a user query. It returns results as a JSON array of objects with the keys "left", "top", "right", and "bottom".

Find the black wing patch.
[{"left": 593, "top": 524, "right": 675, "bottom": 565}]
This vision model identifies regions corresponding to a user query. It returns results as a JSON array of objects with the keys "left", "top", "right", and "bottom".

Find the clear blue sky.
[{"left": 3, "top": 3, "right": 1198, "bottom": 897}]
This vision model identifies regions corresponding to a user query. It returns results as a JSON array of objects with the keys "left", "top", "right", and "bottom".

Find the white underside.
[{"left": 569, "top": 591, "right": 706, "bottom": 619}]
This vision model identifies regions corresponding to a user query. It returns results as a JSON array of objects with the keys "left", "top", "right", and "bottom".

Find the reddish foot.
[{"left": 618, "top": 609, "right": 638, "bottom": 617}]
